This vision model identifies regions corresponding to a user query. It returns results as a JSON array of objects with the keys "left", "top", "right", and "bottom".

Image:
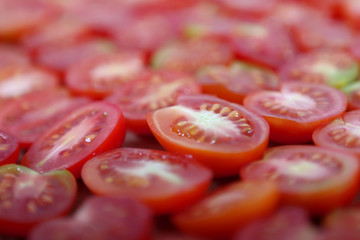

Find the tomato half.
[
  {"left": 313, "top": 110, "right": 360, "bottom": 158},
  {"left": 81, "top": 148, "right": 213, "bottom": 214},
  {"left": 147, "top": 94, "right": 269, "bottom": 177},
  {"left": 172, "top": 180, "right": 279, "bottom": 239},
  {"left": 0, "top": 89, "right": 90, "bottom": 149},
  {"left": 74, "top": 196, "right": 153, "bottom": 240},
  {"left": 65, "top": 53, "right": 146, "bottom": 99},
  {"left": 0, "top": 164, "right": 77, "bottom": 236},
  {"left": 241, "top": 145, "right": 360, "bottom": 215},
  {"left": 279, "top": 49, "right": 358, "bottom": 89},
  {"left": 106, "top": 70, "right": 201, "bottom": 135},
  {"left": 21, "top": 101, "right": 126, "bottom": 178},
  {"left": 243, "top": 82, "right": 348, "bottom": 144},
  {"left": 196, "top": 61, "right": 280, "bottom": 104},
  {"left": 0, "top": 131, "right": 19, "bottom": 166}
]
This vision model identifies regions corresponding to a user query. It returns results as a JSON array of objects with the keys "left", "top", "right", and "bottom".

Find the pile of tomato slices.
[{"left": 3, "top": 0, "right": 360, "bottom": 239}]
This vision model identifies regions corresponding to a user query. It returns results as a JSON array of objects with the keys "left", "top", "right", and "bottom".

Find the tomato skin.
[
  {"left": 0, "top": 131, "right": 20, "bottom": 166},
  {"left": 241, "top": 145, "right": 360, "bottom": 215},
  {"left": 21, "top": 101, "right": 126, "bottom": 178},
  {"left": 147, "top": 94, "right": 269, "bottom": 177},
  {"left": 172, "top": 180, "right": 279, "bottom": 239},
  {"left": 243, "top": 82, "right": 348, "bottom": 144},
  {"left": 0, "top": 164, "right": 77, "bottom": 236},
  {"left": 81, "top": 147, "right": 213, "bottom": 214}
]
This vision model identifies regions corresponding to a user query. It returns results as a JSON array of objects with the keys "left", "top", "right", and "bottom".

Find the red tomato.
[
  {"left": 279, "top": 49, "right": 359, "bottom": 89},
  {"left": 154, "top": 232, "right": 207, "bottom": 240},
  {"left": 74, "top": 196, "right": 153, "bottom": 240},
  {"left": 0, "top": 89, "right": 90, "bottom": 149},
  {"left": 241, "top": 145, "right": 360, "bottom": 215},
  {"left": 172, "top": 180, "right": 279, "bottom": 239},
  {"left": 151, "top": 39, "right": 234, "bottom": 73},
  {"left": 313, "top": 110, "right": 360, "bottom": 158},
  {"left": 106, "top": 70, "right": 201, "bottom": 135},
  {"left": 65, "top": 53, "right": 146, "bottom": 99},
  {"left": 147, "top": 94, "right": 269, "bottom": 177},
  {"left": 81, "top": 148, "right": 213, "bottom": 214},
  {"left": 0, "top": 164, "right": 77, "bottom": 236},
  {"left": 21, "top": 101, "right": 126, "bottom": 178},
  {"left": 196, "top": 61, "right": 280, "bottom": 104},
  {"left": 243, "top": 82, "right": 348, "bottom": 144},
  {"left": 0, "top": 66, "right": 60, "bottom": 105},
  {"left": 233, "top": 207, "right": 319, "bottom": 240},
  {"left": 0, "top": 45, "right": 31, "bottom": 69},
  {"left": 0, "top": 131, "right": 19, "bottom": 166}
]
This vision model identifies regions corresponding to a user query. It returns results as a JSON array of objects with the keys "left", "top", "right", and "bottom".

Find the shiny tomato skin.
[
  {"left": 81, "top": 148, "right": 213, "bottom": 214},
  {"left": 21, "top": 101, "right": 126, "bottom": 178},
  {"left": 65, "top": 53, "right": 146, "bottom": 99},
  {"left": 172, "top": 180, "right": 279, "bottom": 239},
  {"left": 106, "top": 70, "right": 201, "bottom": 135},
  {"left": 241, "top": 145, "right": 360, "bottom": 215},
  {"left": 147, "top": 94, "right": 269, "bottom": 177},
  {"left": 0, "top": 164, "right": 77, "bottom": 236},
  {"left": 243, "top": 82, "right": 348, "bottom": 144}
]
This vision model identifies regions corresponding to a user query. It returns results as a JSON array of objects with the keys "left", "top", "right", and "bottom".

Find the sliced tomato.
[
  {"left": 147, "top": 94, "right": 269, "bottom": 177},
  {"left": 0, "top": 89, "right": 90, "bottom": 149},
  {"left": 0, "top": 66, "right": 60, "bottom": 105},
  {"left": 196, "top": 61, "right": 280, "bottom": 104},
  {"left": 74, "top": 196, "right": 153, "bottom": 240},
  {"left": 313, "top": 110, "right": 360, "bottom": 158},
  {"left": 151, "top": 39, "right": 234, "bottom": 73},
  {"left": 106, "top": 70, "right": 201, "bottom": 135},
  {"left": 279, "top": 49, "right": 359, "bottom": 89},
  {"left": 172, "top": 180, "right": 279, "bottom": 239},
  {"left": 233, "top": 207, "right": 320, "bottom": 240},
  {"left": 81, "top": 148, "right": 212, "bottom": 214},
  {"left": 0, "top": 45, "right": 31, "bottom": 69},
  {"left": 0, "top": 164, "right": 77, "bottom": 236},
  {"left": 241, "top": 145, "right": 360, "bottom": 215},
  {"left": 65, "top": 53, "right": 146, "bottom": 99},
  {"left": 0, "top": 131, "right": 19, "bottom": 166},
  {"left": 243, "top": 82, "right": 348, "bottom": 144},
  {"left": 21, "top": 101, "right": 126, "bottom": 178}
]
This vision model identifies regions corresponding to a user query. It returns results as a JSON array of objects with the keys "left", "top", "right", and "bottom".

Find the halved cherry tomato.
[
  {"left": 21, "top": 101, "right": 126, "bottom": 178},
  {"left": 172, "top": 180, "right": 279, "bottom": 239},
  {"left": 241, "top": 145, "right": 360, "bottom": 215},
  {"left": 147, "top": 94, "right": 270, "bottom": 177},
  {"left": 233, "top": 207, "right": 320, "bottom": 240},
  {"left": 65, "top": 53, "right": 146, "bottom": 99},
  {"left": 151, "top": 39, "right": 234, "bottom": 73},
  {"left": 279, "top": 49, "right": 358, "bottom": 89},
  {"left": 196, "top": 61, "right": 280, "bottom": 104},
  {"left": 81, "top": 148, "right": 213, "bottom": 214},
  {"left": 243, "top": 82, "right": 347, "bottom": 144},
  {"left": 106, "top": 70, "right": 200, "bottom": 135},
  {"left": 74, "top": 196, "right": 153, "bottom": 240},
  {"left": 0, "top": 164, "right": 77, "bottom": 236},
  {"left": 0, "top": 89, "right": 90, "bottom": 149},
  {"left": 313, "top": 110, "right": 360, "bottom": 158}
]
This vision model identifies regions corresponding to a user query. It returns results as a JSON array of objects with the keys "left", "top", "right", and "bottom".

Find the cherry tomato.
[
  {"left": 65, "top": 53, "right": 146, "bottom": 99},
  {"left": 233, "top": 207, "right": 319, "bottom": 240},
  {"left": 243, "top": 82, "right": 347, "bottom": 144},
  {"left": 172, "top": 180, "right": 279, "bottom": 239},
  {"left": 0, "top": 89, "right": 90, "bottom": 149},
  {"left": 0, "top": 131, "right": 19, "bottom": 166},
  {"left": 0, "top": 164, "right": 77, "bottom": 236},
  {"left": 81, "top": 148, "right": 213, "bottom": 214},
  {"left": 21, "top": 101, "right": 126, "bottom": 178},
  {"left": 106, "top": 70, "right": 201, "bottom": 135},
  {"left": 313, "top": 110, "right": 360, "bottom": 158},
  {"left": 279, "top": 49, "right": 358, "bottom": 89},
  {"left": 241, "top": 145, "right": 360, "bottom": 215},
  {"left": 147, "top": 94, "right": 270, "bottom": 177},
  {"left": 151, "top": 39, "right": 234, "bottom": 73},
  {"left": 74, "top": 196, "right": 153, "bottom": 240},
  {"left": 196, "top": 61, "right": 280, "bottom": 104}
]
